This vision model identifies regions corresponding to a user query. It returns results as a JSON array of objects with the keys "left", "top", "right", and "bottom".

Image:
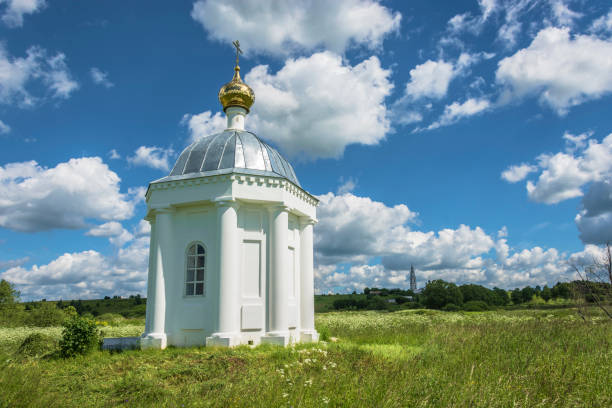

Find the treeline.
[
  {"left": 0, "top": 280, "right": 146, "bottom": 327},
  {"left": 331, "top": 281, "right": 585, "bottom": 312}
]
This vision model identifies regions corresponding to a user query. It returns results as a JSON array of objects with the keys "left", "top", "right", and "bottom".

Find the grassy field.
[{"left": 0, "top": 308, "right": 610, "bottom": 407}]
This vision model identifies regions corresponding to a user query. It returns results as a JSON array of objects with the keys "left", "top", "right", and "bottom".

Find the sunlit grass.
[{"left": 0, "top": 308, "right": 610, "bottom": 407}]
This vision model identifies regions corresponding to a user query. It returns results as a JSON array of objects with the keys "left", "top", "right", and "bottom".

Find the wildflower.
[{"left": 322, "top": 397, "right": 330, "bottom": 404}]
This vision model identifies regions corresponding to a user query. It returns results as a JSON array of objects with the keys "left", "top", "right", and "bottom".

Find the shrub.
[
  {"left": 97, "top": 313, "right": 125, "bottom": 325},
  {"left": 16, "top": 333, "right": 57, "bottom": 358},
  {"left": 59, "top": 316, "right": 100, "bottom": 358},
  {"left": 462, "top": 300, "right": 490, "bottom": 312},
  {"left": 442, "top": 303, "right": 461, "bottom": 311},
  {"left": 26, "top": 302, "right": 66, "bottom": 327},
  {"left": 317, "top": 325, "right": 331, "bottom": 342},
  {"left": 368, "top": 296, "right": 389, "bottom": 310}
]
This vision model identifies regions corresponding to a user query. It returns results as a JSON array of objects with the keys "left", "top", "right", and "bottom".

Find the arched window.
[{"left": 185, "top": 243, "right": 205, "bottom": 296}]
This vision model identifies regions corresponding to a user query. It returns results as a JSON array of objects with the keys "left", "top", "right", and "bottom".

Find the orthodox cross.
[{"left": 232, "top": 40, "right": 243, "bottom": 67}]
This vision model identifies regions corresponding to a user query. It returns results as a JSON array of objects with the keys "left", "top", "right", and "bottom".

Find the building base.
[
  {"left": 261, "top": 332, "right": 290, "bottom": 346},
  {"left": 206, "top": 333, "right": 239, "bottom": 347},
  {"left": 140, "top": 333, "right": 167, "bottom": 350},
  {"left": 300, "top": 330, "right": 319, "bottom": 343}
]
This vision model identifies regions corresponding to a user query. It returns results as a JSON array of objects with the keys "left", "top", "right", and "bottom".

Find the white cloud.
[
  {"left": 479, "top": 0, "right": 498, "bottom": 22},
  {"left": 0, "top": 119, "right": 10, "bottom": 134},
  {"left": 1, "top": 239, "right": 149, "bottom": 300},
  {"left": 108, "top": 149, "right": 121, "bottom": 160},
  {"left": 504, "top": 132, "right": 612, "bottom": 204},
  {"left": 181, "top": 110, "right": 225, "bottom": 142},
  {"left": 185, "top": 53, "right": 393, "bottom": 159},
  {"left": 314, "top": 191, "right": 575, "bottom": 292},
  {"left": 501, "top": 163, "right": 538, "bottom": 183},
  {"left": 336, "top": 178, "right": 357, "bottom": 195},
  {"left": 128, "top": 146, "right": 174, "bottom": 171},
  {"left": 90, "top": 67, "right": 114, "bottom": 88},
  {"left": 590, "top": 9, "right": 612, "bottom": 35},
  {"left": 246, "top": 51, "right": 393, "bottom": 158},
  {"left": 496, "top": 27, "right": 612, "bottom": 115},
  {"left": 0, "top": 157, "right": 140, "bottom": 232},
  {"left": 191, "top": 0, "right": 401, "bottom": 55},
  {"left": 0, "top": 44, "right": 78, "bottom": 106},
  {"left": 0, "top": 0, "right": 45, "bottom": 28},
  {"left": 315, "top": 192, "right": 417, "bottom": 265},
  {"left": 86, "top": 221, "right": 134, "bottom": 247},
  {"left": 1, "top": 219, "right": 152, "bottom": 300},
  {"left": 44, "top": 53, "right": 78, "bottom": 98},
  {"left": 575, "top": 179, "right": 612, "bottom": 244},
  {"left": 405, "top": 60, "right": 455, "bottom": 100},
  {"left": 563, "top": 131, "right": 591, "bottom": 152},
  {"left": 404, "top": 52, "right": 489, "bottom": 102},
  {"left": 426, "top": 98, "right": 490, "bottom": 130},
  {"left": 549, "top": 0, "right": 582, "bottom": 27}
]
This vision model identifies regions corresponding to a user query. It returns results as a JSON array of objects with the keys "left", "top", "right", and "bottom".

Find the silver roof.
[{"left": 164, "top": 130, "right": 300, "bottom": 186}]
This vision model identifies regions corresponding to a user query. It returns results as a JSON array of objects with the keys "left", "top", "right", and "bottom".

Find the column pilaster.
[
  {"left": 206, "top": 199, "right": 240, "bottom": 347},
  {"left": 262, "top": 204, "right": 290, "bottom": 346},
  {"left": 299, "top": 217, "right": 318, "bottom": 342},
  {"left": 141, "top": 208, "right": 174, "bottom": 349}
]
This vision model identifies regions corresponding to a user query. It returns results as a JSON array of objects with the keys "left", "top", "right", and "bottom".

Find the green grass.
[{"left": 0, "top": 308, "right": 610, "bottom": 407}]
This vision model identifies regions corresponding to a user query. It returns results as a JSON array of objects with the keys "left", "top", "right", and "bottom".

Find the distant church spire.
[{"left": 410, "top": 265, "right": 417, "bottom": 292}]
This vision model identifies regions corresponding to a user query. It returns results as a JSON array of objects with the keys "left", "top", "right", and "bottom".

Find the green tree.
[
  {"left": 520, "top": 286, "right": 535, "bottom": 303},
  {"left": 511, "top": 288, "right": 522, "bottom": 304},
  {"left": 0, "top": 279, "right": 19, "bottom": 305},
  {"left": 492, "top": 287, "right": 510, "bottom": 306},
  {"left": 541, "top": 286, "right": 552, "bottom": 302},
  {"left": 422, "top": 280, "right": 463, "bottom": 309}
]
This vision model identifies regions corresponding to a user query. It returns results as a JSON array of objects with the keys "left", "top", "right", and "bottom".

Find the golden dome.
[{"left": 218, "top": 65, "right": 255, "bottom": 113}]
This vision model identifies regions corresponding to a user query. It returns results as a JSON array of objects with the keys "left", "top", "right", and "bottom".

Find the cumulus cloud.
[
  {"left": 0, "top": 0, "right": 45, "bottom": 27},
  {"left": 314, "top": 191, "right": 575, "bottom": 293},
  {"left": 1, "top": 239, "right": 149, "bottom": 300},
  {"left": 1, "top": 219, "right": 152, "bottom": 300},
  {"left": 496, "top": 27, "right": 612, "bottom": 115},
  {"left": 128, "top": 146, "right": 175, "bottom": 171},
  {"left": 590, "top": 9, "right": 612, "bottom": 35},
  {"left": 191, "top": 0, "right": 401, "bottom": 55},
  {"left": 0, "top": 44, "right": 78, "bottom": 106},
  {"left": 86, "top": 221, "right": 134, "bottom": 247},
  {"left": 315, "top": 192, "right": 417, "bottom": 265},
  {"left": 426, "top": 98, "right": 490, "bottom": 130},
  {"left": 403, "top": 52, "right": 491, "bottom": 102},
  {"left": 0, "top": 157, "right": 140, "bottom": 232},
  {"left": 44, "top": 53, "right": 78, "bottom": 98},
  {"left": 501, "top": 163, "right": 538, "bottom": 183},
  {"left": 0, "top": 119, "right": 10, "bottom": 134},
  {"left": 404, "top": 60, "right": 455, "bottom": 100},
  {"left": 508, "top": 133, "right": 612, "bottom": 204},
  {"left": 245, "top": 52, "right": 393, "bottom": 158},
  {"left": 575, "top": 179, "right": 612, "bottom": 244},
  {"left": 108, "top": 149, "right": 121, "bottom": 160},
  {"left": 90, "top": 67, "right": 114, "bottom": 88},
  {"left": 549, "top": 0, "right": 582, "bottom": 27},
  {"left": 185, "top": 53, "right": 393, "bottom": 159},
  {"left": 181, "top": 110, "right": 225, "bottom": 142}
]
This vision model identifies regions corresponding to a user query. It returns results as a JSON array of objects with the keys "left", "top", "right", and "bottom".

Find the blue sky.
[{"left": 1, "top": 0, "right": 612, "bottom": 300}]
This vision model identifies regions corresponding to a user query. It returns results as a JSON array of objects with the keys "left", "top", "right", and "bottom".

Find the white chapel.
[{"left": 140, "top": 45, "right": 319, "bottom": 349}]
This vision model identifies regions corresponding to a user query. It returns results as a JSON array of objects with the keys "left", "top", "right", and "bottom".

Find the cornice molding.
[{"left": 148, "top": 173, "right": 319, "bottom": 207}]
